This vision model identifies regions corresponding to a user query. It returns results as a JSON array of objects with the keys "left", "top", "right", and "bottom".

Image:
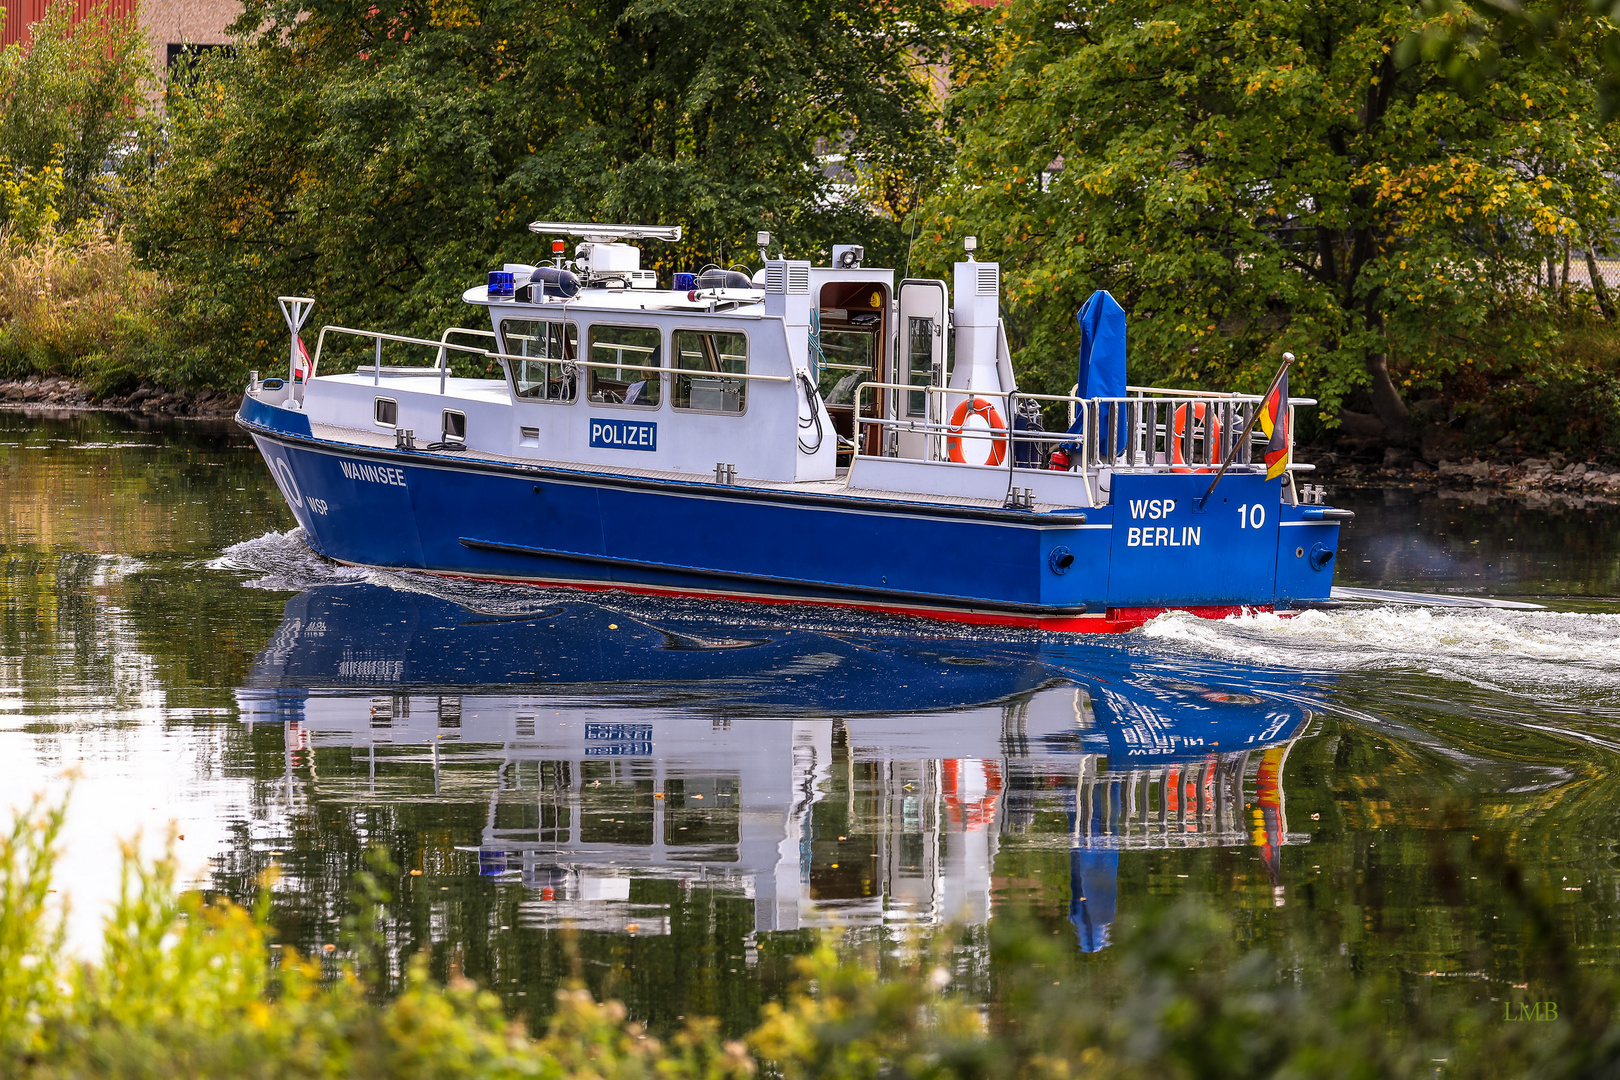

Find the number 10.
[{"left": 1238, "top": 503, "right": 1265, "bottom": 529}]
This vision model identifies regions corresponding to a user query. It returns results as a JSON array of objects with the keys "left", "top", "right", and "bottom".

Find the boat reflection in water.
[{"left": 237, "top": 583, "right": 1321, "bottom": 952}]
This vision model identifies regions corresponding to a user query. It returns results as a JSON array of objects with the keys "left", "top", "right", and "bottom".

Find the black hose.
[{"left": 797, "top": 371, "right": 824, "bottom": 455}]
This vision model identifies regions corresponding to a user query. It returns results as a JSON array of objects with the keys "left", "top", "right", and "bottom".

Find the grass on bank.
[
  {"left": 0, "top": 227, "right": 167, "bottom": 395},
  {"left": 3, "top": 793, "right": 1619, "bottom": 1080}
]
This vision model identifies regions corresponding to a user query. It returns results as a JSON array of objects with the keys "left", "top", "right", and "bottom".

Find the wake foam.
[
  {"left": 1141, "top": 606, "right": 1620, "bottom": 697},
  {"left": 212, "top": 529, "right": 370, "bottom": 591}
]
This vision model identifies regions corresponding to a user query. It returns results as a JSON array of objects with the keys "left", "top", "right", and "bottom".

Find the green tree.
[
  {"left": 919, "top": 0, "right": 1618, "bottom": 446},
  {"left": 0, "top": 0, "right": 151, "bottom": 232},
  {"left": 129, "top": 0, "right": 959, "bottom": 389},
  {"left": 1402, "top": 0, "right": 1620, "bottom": 119}
]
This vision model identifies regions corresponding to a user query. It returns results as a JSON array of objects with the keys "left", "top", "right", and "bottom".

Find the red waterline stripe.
[{"left": 330, "top": 560, "right": 1280, "bottom": 634}]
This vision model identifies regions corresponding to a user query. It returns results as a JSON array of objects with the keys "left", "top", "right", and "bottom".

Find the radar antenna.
[{"left": 528, "top": 221, "right": 682, "bottom": 243}]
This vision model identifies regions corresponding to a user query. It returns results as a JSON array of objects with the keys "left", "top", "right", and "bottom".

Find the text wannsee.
[
  {"left": 1504, "top": 1002, "right": 1558, "bottom": 1022},
  {"left": 339, "top": 459, "right": 407, "bottom": 487}
]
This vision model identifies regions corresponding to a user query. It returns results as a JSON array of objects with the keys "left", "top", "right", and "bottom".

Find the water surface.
[{"left": 4, "top": 406, "right": 1619, "bottom": 1033}]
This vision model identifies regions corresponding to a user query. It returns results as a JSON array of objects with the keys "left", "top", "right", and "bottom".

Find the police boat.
[{"left": 236, "top": 222, "right": 1351, "bottom": 632}]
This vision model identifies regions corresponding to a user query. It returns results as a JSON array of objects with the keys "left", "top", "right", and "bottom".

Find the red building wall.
[{"left": 2, "top": 0, "right": 141, "bottom": 49}]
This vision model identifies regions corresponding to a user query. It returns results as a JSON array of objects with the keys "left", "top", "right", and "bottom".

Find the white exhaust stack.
[{"left": 950, "top": 255, "right": 1004, "bottom": 397}]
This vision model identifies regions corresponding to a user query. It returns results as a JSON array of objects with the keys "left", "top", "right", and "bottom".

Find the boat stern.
[{"left": 1097, "top": 471, "right": 1344, "bottom": 617}]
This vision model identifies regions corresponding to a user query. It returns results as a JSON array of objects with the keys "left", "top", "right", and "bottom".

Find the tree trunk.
[
  {"left": 1562, "top": 239, "right": 1571, "bottom": 306},
  {"left": 1586, "top": 246, "right": 1616, "bottom": 320},
  {"left": 1365, "top": 352, "right": 1410, "bottom": 445},
  {"left": 1357, "top": 299, "right": 1409, "bottom": 446}
]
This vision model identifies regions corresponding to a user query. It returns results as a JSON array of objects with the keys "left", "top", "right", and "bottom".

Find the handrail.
[
  {"left": 1126, "top": 382, "right": 1319, "bottom": 405},
  {"left": 309, "top": 324, "right": 792, "bottom": 402},
  {"left": 442, "top": 327, "right": 497, "bottom": 345},
  {"left": 314, "top": 325, "right": 486, "bottom": 370},
  {"left": 851, "top": 381, "right": 1310, "bottom": 487},
  {"left": 854, "top": 380, "right": 1313, "bottom": 408}
]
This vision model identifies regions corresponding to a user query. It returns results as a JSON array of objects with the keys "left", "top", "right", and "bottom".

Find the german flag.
[{"left": 1257, "top": 368, "right": 1290, "bottom": 480}]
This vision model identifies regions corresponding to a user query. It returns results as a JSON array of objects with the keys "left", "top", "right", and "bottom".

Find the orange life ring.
[
  {"left": 1170, "top": 402, "right": 1220, "bottom": 472},
  {"left": 946, "top": 397, "right": 1008, "bottom": 466}
]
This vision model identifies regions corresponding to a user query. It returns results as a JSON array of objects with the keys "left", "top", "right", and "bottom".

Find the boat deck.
[{"left": 303, "top": 419, "right": 1087, "bottom": 516}]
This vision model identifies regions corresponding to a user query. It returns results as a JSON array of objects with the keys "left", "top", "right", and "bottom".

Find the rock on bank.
[{"left": 0, "top": 377, "right": 239, "bottom": 418}]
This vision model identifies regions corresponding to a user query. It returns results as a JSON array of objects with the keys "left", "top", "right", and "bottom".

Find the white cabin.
[{"left": 259, "top": 221, "right": 1301, "bottom": 512}]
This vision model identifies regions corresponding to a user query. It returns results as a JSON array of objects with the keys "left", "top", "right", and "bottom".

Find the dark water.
[{"left": 4, "top": 405, "right": 1620, "bottom": 1034}]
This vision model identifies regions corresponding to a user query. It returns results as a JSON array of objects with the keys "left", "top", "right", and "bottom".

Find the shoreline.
[
  {"left": 1312, "top": 451, "right": 1620, "bottom": 507},
  {"left": 0, "top": 376, "right": 241, "bottom": 419}
]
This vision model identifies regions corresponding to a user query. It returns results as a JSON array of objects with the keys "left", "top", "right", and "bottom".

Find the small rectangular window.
[
  {"left": 589, "top": 325, "right": 662, "bottom": 408},
  {"left": 441, "top": 409, "right": 466, "bottom": 442},
  {"left": 502, "top": 319, "right": 578, "bottom": 403},
  {"left": 673, "top": 330, "right": 747, "bottom": 414},
  {"left": 906, "top": 316, "right": 936, "bottom": 417},
  {"left": 374, "top": 397, "right": 398, "bottom": 427}
]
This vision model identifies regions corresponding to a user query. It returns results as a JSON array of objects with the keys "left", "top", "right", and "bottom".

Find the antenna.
[
  {"left": 277, "top": 296, "right": 315, "bottom": 387},
  {"left": 528, "top": 221, "right": 683, "bottom": 243}
]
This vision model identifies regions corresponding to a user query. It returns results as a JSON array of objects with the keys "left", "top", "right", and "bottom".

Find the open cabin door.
[{"left": 894, "top": 279, "right": 949, "bottom": 460}]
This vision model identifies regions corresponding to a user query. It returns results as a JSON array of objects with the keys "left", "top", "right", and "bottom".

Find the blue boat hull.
[{"left": 238, "top": 397, "right": 1340, "bottom": 631}]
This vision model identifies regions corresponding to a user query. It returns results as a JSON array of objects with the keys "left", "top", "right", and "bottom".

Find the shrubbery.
[
  {"left": 0, "top": 228, "right": 169, "bottom": 392},
  {"left": 0, "top": 1, "right": 168, "bottom": 393}
]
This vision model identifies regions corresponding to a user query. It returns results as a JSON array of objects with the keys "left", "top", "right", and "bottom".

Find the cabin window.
[
  {"left": 588, "top": 325, "right": 662, "bottom": 408},
  {"left": 441, "top": 409, "right": 466, "bottom": 442},
  {"left": 374, "top": 397, "right": 398, "bottom": 427},
  {"left": 816, "top": 328, "right": 876, "bottom": 406},
  {"left": 672, "top": 330, "right": 747, "bottom": 414},
  {"left": 905, "top": 316, "right": 937, "bottom": 417},
  {"left": 502, "top": 319, "right": 578, "bottom": 403}
]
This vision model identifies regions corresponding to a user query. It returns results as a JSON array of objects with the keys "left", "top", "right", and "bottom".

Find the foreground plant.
[{"left": 0, "top": 793, "right": 1611, "bottom": 1078}]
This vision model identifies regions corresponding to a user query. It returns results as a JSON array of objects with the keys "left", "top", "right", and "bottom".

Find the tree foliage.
[
  {"left": 0, "top": 1, "right": 151, "bottom": 234},
  {"left": 917, "top": 0, "right": 1620, "bottom": 443},
  {"left": 1402, "top": 0, "right": 1620, "bottom": 119},
  {"left": 128, "top": 0, "right": 959, "bottom": 388}
]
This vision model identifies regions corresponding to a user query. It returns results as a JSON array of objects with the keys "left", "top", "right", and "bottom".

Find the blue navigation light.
[
  {"left": 673, "top": 272, "right": 696, "bottom": 291},
  {"left": 487, "top": 271, "right": 515, "bottom": 300}
]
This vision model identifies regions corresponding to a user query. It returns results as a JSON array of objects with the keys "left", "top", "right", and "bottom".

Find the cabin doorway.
[
  {"left": 895, "top": 279, "right": 949, "bottom": 461},
  {"left": 813, "top": 281, "right": 889, "bottom": 462}
]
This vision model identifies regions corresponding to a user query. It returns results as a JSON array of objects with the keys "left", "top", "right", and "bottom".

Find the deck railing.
[
  {"left": 305, "top": 324, "right": 790, "bottom": 400},
  {"left": 852, "top": 382, "right": 1316, "bottom": 478}
]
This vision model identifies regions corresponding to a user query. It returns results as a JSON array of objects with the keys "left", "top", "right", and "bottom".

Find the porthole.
[{"left": 442, "top": 409, "right": 467, "bottom": 442}]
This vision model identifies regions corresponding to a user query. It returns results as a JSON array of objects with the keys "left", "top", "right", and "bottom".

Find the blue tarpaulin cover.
[{"left": 1064, "top": 290, "right": 1127, "bottom": 453}]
